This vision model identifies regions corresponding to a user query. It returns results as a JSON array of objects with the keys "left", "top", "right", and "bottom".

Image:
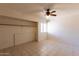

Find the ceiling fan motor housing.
[
  {"left": 46, "top": 9, "right": 50, "bottom": 16},
  {"left": 46, "top": 11, "right": 50, "bottom": 16}
]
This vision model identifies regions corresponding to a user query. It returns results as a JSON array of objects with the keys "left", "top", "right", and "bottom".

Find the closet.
[{"left": 0, "top": 15, "right": 37, "bottom": 49}]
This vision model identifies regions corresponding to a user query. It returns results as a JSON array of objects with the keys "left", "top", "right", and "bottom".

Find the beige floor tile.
[{"left": 0, "top": 39, "right": 74, "bottom": 56}]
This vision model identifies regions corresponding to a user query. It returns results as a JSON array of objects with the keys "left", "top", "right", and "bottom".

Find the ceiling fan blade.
[
  {"left": 50, "top": 14, "right": 56, "bottom": 16},
  {"left": 51, "top": 11, "right": 56, "bottom": 13}
]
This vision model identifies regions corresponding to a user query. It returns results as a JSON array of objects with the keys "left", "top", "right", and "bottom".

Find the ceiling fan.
[
  {"left": 25, "top": 4, "right": 56, "bottom": 17},
  {"left": 46, "top": 8, "right": 56, "bottom": 16}
]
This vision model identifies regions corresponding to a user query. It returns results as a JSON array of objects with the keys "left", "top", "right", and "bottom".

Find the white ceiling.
[{"left": 0, "top": 3, "right": 79, "bottom": 22}]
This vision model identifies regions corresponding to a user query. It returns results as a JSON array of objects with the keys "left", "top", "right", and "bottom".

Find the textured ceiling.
[
  {"left": 0, "top": 3, "right": 79, "bottom": 22},
  {"left": 0, "top": 3, "right": 52, "bottom": 22}
]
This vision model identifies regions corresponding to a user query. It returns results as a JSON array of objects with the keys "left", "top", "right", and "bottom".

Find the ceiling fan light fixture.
[{"left": 46, "top": 15, "right": 50, "bottom": 19}]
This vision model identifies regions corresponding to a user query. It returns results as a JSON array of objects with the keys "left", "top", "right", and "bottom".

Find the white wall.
[
  {"left": 48, "top": 9, "right": 79, "bottom": 45},
  {"left": 47, "top": 9, "right": 79, "bottom": 55},
  {"left": 0, "top": 16, "right": 37, "bottom": 49}
]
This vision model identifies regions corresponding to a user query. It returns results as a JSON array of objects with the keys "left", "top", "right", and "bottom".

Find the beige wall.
[{"left": 0, "top": 15, "right": 37, "bottom": 49}]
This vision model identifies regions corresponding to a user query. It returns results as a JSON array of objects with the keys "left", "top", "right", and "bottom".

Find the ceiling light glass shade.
[{"left": 46, "top": 15, "right": 50, "bottom": 19}]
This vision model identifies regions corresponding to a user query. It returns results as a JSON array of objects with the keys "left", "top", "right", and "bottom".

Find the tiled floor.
[{"left": 0, "top": 39, "right": 79, "bottom": 56}]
